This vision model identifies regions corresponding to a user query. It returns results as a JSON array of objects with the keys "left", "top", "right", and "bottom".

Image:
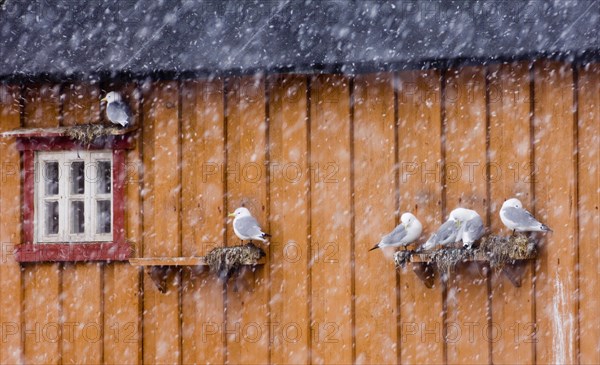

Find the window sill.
[{"left": 15, "top": 242, "right": 131, "bottom": 262}]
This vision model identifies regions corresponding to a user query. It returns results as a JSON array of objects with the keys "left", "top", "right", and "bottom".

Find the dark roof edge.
[{"left": 3, "top": 50, "right": 599, "bottom": 85}]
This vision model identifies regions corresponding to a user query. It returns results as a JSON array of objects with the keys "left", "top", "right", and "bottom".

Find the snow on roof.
[{"left": 1, "top": 0, "right": 598, "bottom": 78}]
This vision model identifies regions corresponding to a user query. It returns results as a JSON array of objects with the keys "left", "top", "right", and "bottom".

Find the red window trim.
[{"left": 15, "top": 135, "right": 134, "bottom": 262}]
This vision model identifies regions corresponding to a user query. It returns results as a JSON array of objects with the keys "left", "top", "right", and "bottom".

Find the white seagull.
[
  {"left": 228, "top": 207, "right": 270, "bottom": 244},
  {"left": 369, "top": 212, "right": 423, "bottom": 251},
  {"left": 451, "top": 208, "right": 485, "bottom": 249},
  {"left": 500, "top": 198, "right": 552, "bottom": 234},
  {"left": 101, "top": 91, "right": 132, "bottom": 127},
  {"left": 419, "top": 209, "right": 462, "bottom": 251}
]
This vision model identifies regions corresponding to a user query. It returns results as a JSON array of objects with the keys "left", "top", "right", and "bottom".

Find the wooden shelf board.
[
  {"left": 0, "top": 125, "right": 138, "bottom": 138},
  {"left": 409, "top": 251, "right": 536, "bottom": 263},
  {"left": 131, "top": 256, "right": 266, "bottom": 293},
  {"left": 397, "top": 235, "right": 538, "bottom": 289},
  {"left": 129, "top": 256, "right": 266, "bottom": 267}
]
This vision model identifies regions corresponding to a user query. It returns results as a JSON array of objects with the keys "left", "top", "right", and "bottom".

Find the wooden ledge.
[
  {"left": 129, "top": 256, "right": 266, "bottom": 267},
  {"left": 395, "top": 234, "right": 538, "bottom": 289},
  {"left": 0, "top": 125, "right": 138, "bottom": 138},
  {"left": 129, "top": 256, "right": 266, "bottom": 292}
]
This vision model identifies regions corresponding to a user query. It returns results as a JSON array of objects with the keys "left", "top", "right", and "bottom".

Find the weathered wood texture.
[
  {"left": 0, "top": 60, "right": 597, "bottom": 364},
  {"left": 488, "top": 62, "right": 536, "bottom": 364},
  {"left": 397, "top": 69, "right": 445, "bottom": 364},
  {"left": 444, "top": 66, "right": 490, "bottom": 365},
  {"left": 353, "top": 73, "right": 397, "bottom": 364},
  {"left": 268, "top": 75, "right": 310, "bottom": 365}
]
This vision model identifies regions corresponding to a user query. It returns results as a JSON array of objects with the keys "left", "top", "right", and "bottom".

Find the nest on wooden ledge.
[
  {"left": 64, "top": 124, "right": 123, "bottom": 145},
  {"left": 204, "top": 243, "right": 266, "bottom": 280},
  {"left": 394, "top": 234, "right": 537, "bottom": 273}
]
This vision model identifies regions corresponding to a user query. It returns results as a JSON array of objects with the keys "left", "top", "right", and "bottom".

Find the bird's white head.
[
  {"left": 448, "top": 208, "right": 463, "bottom": 221},
  {"left": 228, "top": 207, "right": 252, "bottom": 218},
  {"left": 450, "top": 207, "right": 478, "bottom": 221},
  {"left": 448, "top": 208, "right": 471, "bottom": 228},
  {"left": 401, "top": 212, "right": 422, "bottom": 232},
  {"left": 400, "top": 212, "right": 415, "bottom": 225},
  {"left": 503, "top": 198, "right": 522, "bottom": 209},
  {"left": 101, "top": 91, "right": 122, "bottom": 103}
]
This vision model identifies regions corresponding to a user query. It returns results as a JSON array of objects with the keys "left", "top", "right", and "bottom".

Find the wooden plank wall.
[{"left": 0, "top": 59, "right": 598, "bottom": 364}]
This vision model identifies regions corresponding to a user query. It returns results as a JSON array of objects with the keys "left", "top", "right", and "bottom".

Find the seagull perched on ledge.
[
  {"left": 419, "top": 209, "right": 462, "bottom": 251},
  {"left": 500, "top": 198, "right": 552, "bottom": 234},
  {"left": 369, "top": 212, "right": 422, "bottom": 251},
  {"left": 451, "top": 207, "right": 485, "bottom": 249},
  {"left": 101, "top": 91, "right": 132, "bottom": 127},
  {"left": 228, "top": 207, "right": 270, "bottom": 244}
]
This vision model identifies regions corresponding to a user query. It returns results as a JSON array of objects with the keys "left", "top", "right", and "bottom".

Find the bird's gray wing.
[
  {"left": 464, "top": 216, "right": 484, "bottom": 242},
  {"left": 381, "top": 224, "right": 408, "bottom": 245},
  {"left": 435, "top": 220, "right": 459, "bottom": 244},
  {"left": 503, "top": 207, "right": 542, "bottom": 228},
  {"left": 420, "top": 220, "right": 457, "bottom": 251},
  {"left": 234, "top": 216, "right": 264, "bottom": 237},
  {"left": 107, "top": 101, "right": 132, "bottom": 126}
]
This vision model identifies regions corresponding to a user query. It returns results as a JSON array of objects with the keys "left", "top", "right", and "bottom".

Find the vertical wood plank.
[
  {"left": 22, "top": 265, "right": 61, "bottom": 364},
  {"left": 60, "top": 83, "right": 104, "bottom": 365},
  {"left": 0, "top": 83, "right": 23, "bottom": 364},
  {"left": 103, "top": 263, "right": 141, "bottom": 365},
  {"left": 533, "top": 60, "right": 578, "bottom": 365},
  {"left": 268, "top": 75, "right": 310, "bottom": 365},
  {"left": 181, "top": 78, "right": 226, "bottom": 257},
  {"left": 23, "top": 84, "right": 60, "bottom": 128},
  {"left": 353, "top": 73, "right": 397, "bottom": 364},
  {"left": 397, "top": 70, "right": 445, "bottom": 364},
  {"left": 22, "top": 83, "right": 62, "bottom": 365},
  {"left": 62, "top": 82, "right": 100, "bottom": 126},
  {"left": 577, "top": 63, "right": 600, "bottom": 365},
  {"left": 141, "top": 81, "right": 181, "bottom": 364},
  {"left": 225, "top": 75, "right": 270, "bottom": 365},
  {"left": 104, "top": 83, "right": 141, "bottom": 365},
  {"left": 61, "top": 263, "right": 103, "bottom": 364},
  {"left": 444, "top": 66, "right": 490, "bottom": 365},
  {"left": 488, "top": 62, "right": 535, "bottom": 364},
  {"left": 309, "top": 75, "right": 353, "bottom": 365},
  {"left": 180, "top": 79, "right": 226, "bottom": 365}
]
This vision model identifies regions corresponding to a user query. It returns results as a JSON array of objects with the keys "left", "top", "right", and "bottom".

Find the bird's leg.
[{"left": 511, "top": 229, "right": 515, "bottom": 237}]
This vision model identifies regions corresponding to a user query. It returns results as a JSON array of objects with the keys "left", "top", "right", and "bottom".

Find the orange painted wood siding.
[{"left": 0, "top": 60, "right": 597, "bottom": 364}]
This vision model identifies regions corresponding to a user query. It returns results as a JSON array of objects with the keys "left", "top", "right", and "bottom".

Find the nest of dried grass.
[
  {"left": 204, "top": 243, "right": 266, "bottom": 280},
  {"left": 394, "top": 234, "right": 536, "bottom": 273},
  {"left": 64, "top": 124, "right": 122, "bottom": 145},
  {"left": 478, "top": 234, "right": 536, "bottom": 269},
  {"left": 394, "top": 250, "right": 413, "bottom": 269}
]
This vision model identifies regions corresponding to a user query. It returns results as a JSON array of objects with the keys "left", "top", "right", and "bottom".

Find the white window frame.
[{"left": 34, "top": 150, "right": 114, "bottom": 243}]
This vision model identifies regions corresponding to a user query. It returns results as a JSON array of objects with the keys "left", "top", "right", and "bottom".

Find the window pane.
[
  {"left": 70, "top": 201, "right": 85, "bottom": 234},
  {"left": 45, "top": 201, "right": 59, "bottom": 235},
  {"left": 96, "top": 200, "right": 111, "bottom": 234},
  {"left": 96, "top": 161, "right": 111, "bottom": 194},
  {"left": 70, "top": 161, "right": 85, "bottom": 195},
  {"left": 44, "top": 162, "right": 59, "bottom": 196}
]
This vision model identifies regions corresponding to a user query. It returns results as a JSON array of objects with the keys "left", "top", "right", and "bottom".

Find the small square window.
[
  {"left": 35, "top": 151, "right": 114, "bottom": 243},
  {"left": 11, "top": 133, "right": 132, "bottom": 262}
]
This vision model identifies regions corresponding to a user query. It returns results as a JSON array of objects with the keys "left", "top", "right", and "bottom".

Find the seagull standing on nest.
[
  {"left": 369, "top": 212, "right": 422, "bottom": 251},
  {"left": 450, "top": 208, "right": 485, "bottom": 249},
  {"left": 500, "top": 198, "right": 552, "bottom": 234},
  {"left": 228, "top": 207, "right": 270, "bottom": 245},
  {"left": 101, "top": 91, "right": 132, "bottom": 127},
  {"left": 419, "top": 208, "right": 463, "bottom": 251}
]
